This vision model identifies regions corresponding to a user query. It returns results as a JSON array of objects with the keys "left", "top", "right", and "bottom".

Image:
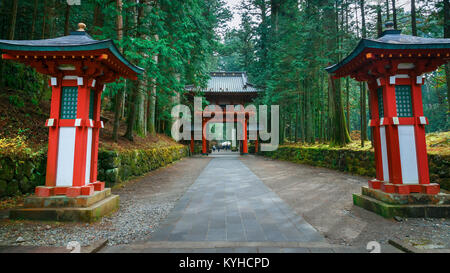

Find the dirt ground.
[{"left": 240, "top": 155, "right": 450, "bottom": 250}]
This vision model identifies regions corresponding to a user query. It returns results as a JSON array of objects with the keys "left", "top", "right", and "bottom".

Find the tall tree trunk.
[
  {"left": 328, "top": 74, "right": 350, "bottom": 146},
  {"left": 112, "top": 0, "right": 124, "bottom": 142},
  {"left": 385, "top": 0, "right": 390, "bottom": 20},
  {"left": 444, "top": 0, "right": 450, "bottom": 111},
  {"left": 125, "top": 81, "right": 140, "bottom": 141},
  {"left": 359, "top": 0, "right": 368, "bottom": 146},
  {"left": 125, "top": 0, "right": 146, "bottom": 140},
  {"left": 295, "top": 92, "right": 299, "bottom": 141},
  {"left": 2, "top": 0, "right": 19, "bottom": 87},
  {"left": 354, "top": 1, "right": 360, "bottom": 38},
  {"left": 92, "top": 2, "right": 105, "bottom": 36},
  {"left": 49, "top": 0, "right": 56, "bottom": 38},
  {"left": 31, "top": 0, "right": 38, "bottom": 39},
  {"left": 411, "top": 0, "right": 417, "bottom": 36},
  {"left": 360, "top": 0, "right": 366, "bottom": 38},
  {"left": 9, "top": 0, "right": 19, "bottom": 40},
  {"left": 346, "top": 77, "right": 350, "bottom": 131},
  {"left": 361, "top": 82, "right": 368, "bottom": 145},
  {"left": 271, "top": 0, "right": 281, "bottom": 35},
  {"left": 345, "top": 1, "right": 350, "bottom": 132},
  {"left": 64, "top": 3, "right": 71, "bottom": 36},
  {"left": 327, "top": 0, "right": 350, "bottom": 146},
  {"left": 377, "top": 4, "right": 383, "bottom": 37},
  {"left": 147, "top": 54, "right": 158, "bottom": 135},
  {"left": 41, "top": 0, "right": 47, "bottom": 39},
  {"left": 392, "top": 0, "right": 397, "bottom": 29}
]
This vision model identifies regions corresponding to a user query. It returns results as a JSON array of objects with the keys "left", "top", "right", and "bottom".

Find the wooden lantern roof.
[
  {"left": 325, "top": 23, "right": 450, "bottom": 81},
  {"left": 0, "top": 23, "right": 144, "bottom": 82}
]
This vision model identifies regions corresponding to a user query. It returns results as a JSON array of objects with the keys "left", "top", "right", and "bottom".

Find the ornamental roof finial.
[{"left": 77, "top": 23, "right": 86, "bottom": 32}]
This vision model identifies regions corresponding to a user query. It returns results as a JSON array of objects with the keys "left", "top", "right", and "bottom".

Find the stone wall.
[
  {"left": 0, "top": 145, "right": 189, "bottom": 197},
  {"left": 97, "top": 145, "right": 189, "bottom": 186},
  {"left": 259, "top": 146, "right": 450, "bottom": 191},
  {"left": 0, "top": 153, "right": 46, "bottom": 197}
]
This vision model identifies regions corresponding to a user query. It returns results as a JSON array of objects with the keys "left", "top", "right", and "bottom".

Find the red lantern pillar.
[
  {"left": 202, "top": 118, "right": 207, "bottom": 155},
  {"left": 90, "top": 83, "right": 105, "bottom": 192},
  {"left": 255, "top": 131, "right": 259, "bottom": 153},
  {"left": 39, "top": 77, "right": 103, "bottom": 197},
  {"left": 242, "top": 116, "right": 248, "bottom": 154},
  {"left": 190, "top": 131, "right": 195, "bottom": 154},
  {"left": 367, "top": 73, "right": 439, "bottom": 195}
]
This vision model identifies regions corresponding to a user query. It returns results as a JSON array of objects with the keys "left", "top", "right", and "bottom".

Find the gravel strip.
[
  {"left": 0, "top": 157, "right": 211, "bottom": 247},
  {"left": 241, "top": 155, "right": 450, "bottom": 250}
]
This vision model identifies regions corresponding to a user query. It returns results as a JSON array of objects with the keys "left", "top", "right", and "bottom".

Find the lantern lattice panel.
[
  {"left": 395, "top": 85, "right": 413, "bottom": 117},
  {"left": 89, "top": 90, "right": 94, "bottom": 119},
  {"left": 377, "top": 87, "right": 384, "bottom": 118},
  {"left": 60, "top": 87, "right": 78, "bottom": 119}
]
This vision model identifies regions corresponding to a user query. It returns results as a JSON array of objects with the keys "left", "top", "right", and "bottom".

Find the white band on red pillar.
[
  {"left": 419, "top": 116, "right": 427, "bottom": 125},
  {"left": 389, "top": 76, "right": 396, "bottom": 84},
  {"left": 56, "top": 127, "right": 76, "bottom": 186},
  {"left": 398, "top": 125, "right": 419, "bottom": 184},
  {"left": 392, "top": 117, "right": 399, "bottom": 125},
  {"left": 379, "top": 126, "right": 390, "bottom": 182},
  {"left": 416, "top": 76, "right": 423, "bottom": 84},
  {"left": 46, "top": 119, "right": 55, "bottom": 127}
]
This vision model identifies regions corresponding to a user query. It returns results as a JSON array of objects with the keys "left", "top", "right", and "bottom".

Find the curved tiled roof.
[
  {"left": 326, "top": 29, "right": 450, "bottom": 74},
  {"left": 0, "top": 31, "right": 144, "bottom": 74},
  {"left": 186, "top": 72, "right": 262, "bottom": 93}
]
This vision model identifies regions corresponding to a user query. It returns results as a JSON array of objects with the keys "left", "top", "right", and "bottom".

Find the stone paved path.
[
  {"left": 101, "top": 152, "right": 404, "bottom": 253},
  {"left": 147, "top": 153, "right": 325, "bottom": 243}
]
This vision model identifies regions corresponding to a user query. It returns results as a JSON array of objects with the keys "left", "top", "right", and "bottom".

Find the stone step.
[
  {"left": 353, "top": 192, "right": 450, "bottom": 218},
  {"left": 24, "top": 188, "right": 112, "bottom": 208},
  {"left": 10, "top": 194, "right": 119, "bottom": 222},
  {"left": 101, "top": 241, "right": 366, "bottom": 253}
]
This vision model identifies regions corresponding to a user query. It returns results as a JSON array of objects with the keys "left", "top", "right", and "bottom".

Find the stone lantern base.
[
  {"left": 9, "top": 188, "right": 119, "bottom": 222},
  {"left": 353, "top": 186, "right": 450, "bottom": 218}
]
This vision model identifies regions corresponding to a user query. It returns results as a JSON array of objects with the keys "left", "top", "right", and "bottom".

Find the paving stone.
[
  {"left": 206, "top": 229, "right": 226, "bottom": 241},
  {"left": 149, "top": 156, "right": 325, "bottom": 243},
  {"left": 280, "top": 248, "right": 309, "bottom": 253},
  {"left": 233, "top": 247, "right": 258, "bottom": 253},
  {"left": 216, "top": 248, "right": 235, "bottom": 253},
  {"left": 258, "top": 247, "right": 282, "bottom": 253},
  {"left": 308, "top": 247, "right": 335, "bottom": 253},
  {"left": 169, "top": 248, "right": 194, "bottom": 253},
  {"left": 191, "top": 248, "right": 217, "bottom": 253}
]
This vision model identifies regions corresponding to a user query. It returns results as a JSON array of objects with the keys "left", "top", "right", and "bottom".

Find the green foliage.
[
  {"left": 217, "top": 0, "right": 448, "bottom": 146},
  {"left": 8, "top": 95, "right": 24, "bottom": 108},
  {"left": 423, "top": 68, "right": 450, "bottom": 132},
  {"left": 0, "top": 0, "right": 231, "bottom": 140},
  {"left": 0, "top": 136, "right": 43, "bottom": 159}
]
